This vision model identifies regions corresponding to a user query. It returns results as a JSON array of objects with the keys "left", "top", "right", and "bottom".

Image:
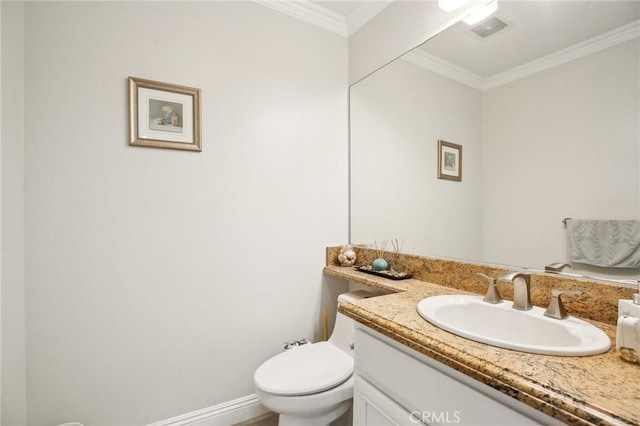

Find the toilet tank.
[{"left": 329, "top": 290, "right": 377, "bottom": 354}]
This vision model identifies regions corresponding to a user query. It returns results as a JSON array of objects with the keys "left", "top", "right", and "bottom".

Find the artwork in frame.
[
  {"left": 437, "top": 140, "right": 462, "bottom": 181},
  {"left": 129, "top": 77, "right": 201, "bottom": 151}
]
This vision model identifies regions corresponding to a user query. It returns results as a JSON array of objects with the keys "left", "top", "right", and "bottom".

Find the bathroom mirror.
[{"left": 350, "top": 1, "right": 640, "bottom": 282}]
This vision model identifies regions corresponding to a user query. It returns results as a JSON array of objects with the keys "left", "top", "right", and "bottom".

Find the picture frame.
[
  {"left": 129, "top": 77, "right": 201, "bottom": 151},
  {"left": 437, "top": 140, "right": 462, "bottom": 181}
]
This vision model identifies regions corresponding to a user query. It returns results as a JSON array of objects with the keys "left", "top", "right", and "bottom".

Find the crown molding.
[
  {"left": 254, "top": 0, "right": 348, "bottom": 37},
  {"left": 347, "top": 1, "right": 394, "bottom": 36},
  {"left": 402, "top": 49, "right": 485, "bottom": 90},
  {"left": 483, "top": 20, "right": 640, "bottom": 90},
  {"left": 402, "top": 20, "right": 639, "bottom": 91}
]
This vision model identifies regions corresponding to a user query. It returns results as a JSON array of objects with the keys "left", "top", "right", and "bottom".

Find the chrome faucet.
[
  {"left": 499, "top": 272, "right": 532, "bottom": 310},
  {"left": 544, "top": 262, "right": 571, "bottom": 273}
]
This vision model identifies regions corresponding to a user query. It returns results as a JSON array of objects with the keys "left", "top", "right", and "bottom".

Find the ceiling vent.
[{"left": 470, "top": 16, "right": 508, "bottom": 38}]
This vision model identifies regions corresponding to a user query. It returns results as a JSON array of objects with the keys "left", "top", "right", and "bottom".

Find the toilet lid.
[{"left": 254, "top": 342, "right": 353, "bottom": 396}]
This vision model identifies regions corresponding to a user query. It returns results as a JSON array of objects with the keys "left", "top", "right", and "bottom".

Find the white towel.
[{"left": 566, "top": 220, "right": 640, "bottom": 268}]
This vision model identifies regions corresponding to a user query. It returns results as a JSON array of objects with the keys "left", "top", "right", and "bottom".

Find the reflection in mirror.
[{"left": 350, "top": 1, "right": 639, "bottom": 282}]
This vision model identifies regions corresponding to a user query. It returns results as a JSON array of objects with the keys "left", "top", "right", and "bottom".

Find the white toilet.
[{"left": 254, "top": 291, "right": 373, "bottom": 426}]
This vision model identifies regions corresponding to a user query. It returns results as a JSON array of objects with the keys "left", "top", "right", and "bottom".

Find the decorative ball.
[{"left": 372, "top": 258, "right": 389, "bottom": 271}]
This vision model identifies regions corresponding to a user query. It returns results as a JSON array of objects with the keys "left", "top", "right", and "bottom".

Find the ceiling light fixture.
[
  {"left": 463, "top": 0, "right": 498, "bottom": 25},
  {"left": 438, "top": 0, "right": 473, "bottom": 13}
]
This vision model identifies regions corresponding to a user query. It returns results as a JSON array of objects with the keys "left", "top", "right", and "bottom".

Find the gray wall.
[
  {"left": 350, "top": 58, "right": 483, "bottom": 260},
  {"left": 483, "top": 39, "right": 640, "bottom": 273},
  {"left": 2, "top": 2, "right": 27, "bottom": 425},
  {"left": 3, "top": 1, "right": 349, "bottom": 424}
]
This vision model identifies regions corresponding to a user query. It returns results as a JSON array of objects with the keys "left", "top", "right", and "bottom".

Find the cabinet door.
[
  {"left": 354, "top": 375, "right": 427, "bottom": 426},
  {"left": 355, "top": 327, "right": 556, "bottom": 426}
]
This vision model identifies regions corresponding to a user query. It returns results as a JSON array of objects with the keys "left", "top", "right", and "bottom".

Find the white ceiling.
[
  {"left": 305, "top": 0, "right": 639, "bottom": 80},
  {"left": 419, "top": 1, "right": 640, "bottom": 78},
  {"left": 307, "top": 0, "right": 393, "bottom": 35},
  {"left": 311, "top": 0, "right": 364, "bottom": 17}
]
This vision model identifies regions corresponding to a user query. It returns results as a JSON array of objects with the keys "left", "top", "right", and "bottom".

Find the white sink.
[{"left": 417, "top": 295, "right": 611, "bottom": 356}]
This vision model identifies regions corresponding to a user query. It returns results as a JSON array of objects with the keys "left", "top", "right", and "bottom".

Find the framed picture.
[
  {"left": 437, "top": 140, "right": 462, "bottom": 181},
  {"left": 129, "top": 77, "right": 201, "bottom": 151}
]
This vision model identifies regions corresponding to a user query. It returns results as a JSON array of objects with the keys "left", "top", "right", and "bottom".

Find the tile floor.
[
  {"left": 235, "top": 406, "right": 352, "bottom": 426},
  {"left": 233, "top": 412, "right": 278, "bottom": 426}
]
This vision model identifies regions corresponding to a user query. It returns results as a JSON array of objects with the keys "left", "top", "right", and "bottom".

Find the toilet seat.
[{"left": 254, "top": 342, "right": 353, "bottom": 396}]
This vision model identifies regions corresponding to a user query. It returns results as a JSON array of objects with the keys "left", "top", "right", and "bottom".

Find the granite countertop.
[{"left": 324, "top": 265, "right": 640, "bottom": 426}]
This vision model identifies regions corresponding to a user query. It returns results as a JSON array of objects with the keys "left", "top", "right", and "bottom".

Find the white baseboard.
[{"left": 147, "top": 394, "right": 271, "bottom": 426}]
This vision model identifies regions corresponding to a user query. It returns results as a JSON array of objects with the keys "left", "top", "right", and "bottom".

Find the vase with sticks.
[
  {"left": 372, "top": 240, "right": 389, "bottom": 271},
  {"left": 388, "top": 238, "right": 404, "bottom": 271}
]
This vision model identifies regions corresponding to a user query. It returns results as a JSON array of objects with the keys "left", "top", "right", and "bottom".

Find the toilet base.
[{"left": 277, "top": 399, "right": 351, "bottom": 426}]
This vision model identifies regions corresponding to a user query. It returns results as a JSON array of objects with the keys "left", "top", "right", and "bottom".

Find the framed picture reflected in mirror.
[{"left": 438, "top": 140, "right": 462, "bottom": 182}]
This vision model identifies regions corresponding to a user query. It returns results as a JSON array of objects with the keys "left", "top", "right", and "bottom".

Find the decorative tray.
[{"left": 356, "top": 265, "right": 412, "bottom": 280}]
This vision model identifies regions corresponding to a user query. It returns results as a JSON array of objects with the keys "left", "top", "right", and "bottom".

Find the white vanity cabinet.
[
  {"left": 354, "top": 374, "right": 426, "bottom": 426},
  {"left": 353, "top": 325, "right": 562, "bottom": 426}
]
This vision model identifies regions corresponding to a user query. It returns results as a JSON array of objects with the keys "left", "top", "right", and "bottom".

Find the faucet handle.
[
  {"left": 544, "top": 289, "right": 582, "bottom": 319},
  {"left": 545, "top": 262, "right": 571, "bottom": 273},
  {"left": 477, "top": 273, "right": 503, "bottom": 304}
]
